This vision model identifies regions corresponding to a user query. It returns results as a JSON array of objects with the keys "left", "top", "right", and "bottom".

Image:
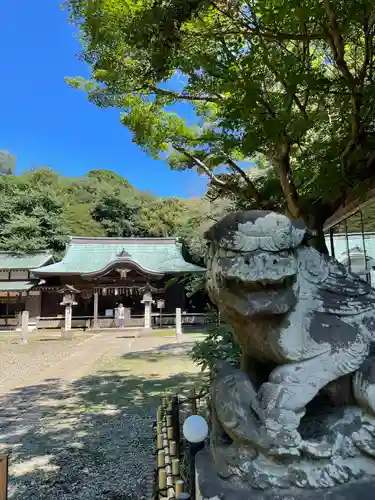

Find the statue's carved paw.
[
  {"left": 352, "top": 424, "right": 375, "bottom": 458},
  {"left": 300, "top": 439, "right": 333, "bottom": 458},
  {"left": 264, "top": 408, "right": 302, "bottom": 453},
  {"left": 268, "top": 445, "right": 301, "bottom": 457}
]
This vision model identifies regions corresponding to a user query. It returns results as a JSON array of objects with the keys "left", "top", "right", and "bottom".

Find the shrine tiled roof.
[
  {"left": 0, "top": 252, "right": 53, "bottom": 270},
  {"left": 0, "top": 281, "right": 37, "bottom": 292},
  {"left": 33, "top": 237, "right": 204, "bottom": 276}
]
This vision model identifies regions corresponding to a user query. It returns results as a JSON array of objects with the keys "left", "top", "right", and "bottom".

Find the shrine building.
[{"left": 0, "top": 236, "right": 205, "bottom": 331}]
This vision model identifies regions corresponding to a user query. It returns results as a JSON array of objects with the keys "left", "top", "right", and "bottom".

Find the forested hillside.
[{"left": 0, "top": 167, "right": 225, "bottom": 259}]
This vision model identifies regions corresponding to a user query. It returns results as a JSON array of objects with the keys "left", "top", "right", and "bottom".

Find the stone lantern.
[{"left": 58, "top": 285, "right": 79, "bottom": 338}]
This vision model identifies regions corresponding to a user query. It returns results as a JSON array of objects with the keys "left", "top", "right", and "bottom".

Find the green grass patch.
[
  {"left": 152, "top": 328, "right": 208, "bottom": 337},
  {"left": 77, "top": 341, "right": 206, "bottom": 411}
]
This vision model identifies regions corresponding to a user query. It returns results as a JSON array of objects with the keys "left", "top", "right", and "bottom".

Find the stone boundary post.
[
  {"left": 176, "top": 308, "right": 183, "bottom": 341},
  {"left": 21, "top": 310, "right": 29, "bottom": 344}
]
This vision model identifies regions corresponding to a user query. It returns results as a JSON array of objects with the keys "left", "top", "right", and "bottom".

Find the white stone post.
[
  {"left": 16, "top": 311, "right": 22, "bottom": 332},
  {"left": 141, "top": 291, "right": 154, "bottom": 335},
  {"left": 65, "top": 304, "right": 72, "bottom": 331},
  {"left": 144, "top": 302, "right": 152, "bottom": 329},
  {"left": 93, "top": 291, "right": 99, "bottom": 328},
  {"left": 176, "top": 307, "right": 183, "bottom": 341},
  {"left": 21, "top": 310, "right": 29, "bottom": 344},
  {"left": 62, "top": 304, "right": 73, "bottom": 339}
]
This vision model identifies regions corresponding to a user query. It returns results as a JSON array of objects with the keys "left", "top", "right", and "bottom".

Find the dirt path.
[
  {"left": 0, "top": 332, "right": 177, "bottom": 429},
  {"left": 0, "top": 332, "right": 205, "bottom": 500},
  {"left": 1, "top": 331, "right": 173, "bottom": 395}
]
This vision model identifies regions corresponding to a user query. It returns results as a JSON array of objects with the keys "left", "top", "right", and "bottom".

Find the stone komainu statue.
[{"left": 204, "top": 210, "right": 375, "bottom": 489}]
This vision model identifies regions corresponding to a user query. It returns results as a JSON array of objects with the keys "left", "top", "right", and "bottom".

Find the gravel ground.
[
  {"left": 0, "top": 330, "right": 95, "bottom": 395},
  {"left": 0, "top": 334, "right": 205, "bottom": 500},
  {"left": 2, "top": 388, "right": 156, "bottom": 499}
]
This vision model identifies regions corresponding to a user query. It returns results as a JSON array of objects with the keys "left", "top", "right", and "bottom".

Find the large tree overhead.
[{"left": 65, "top": 0, "right": 375, "bottom": 243}]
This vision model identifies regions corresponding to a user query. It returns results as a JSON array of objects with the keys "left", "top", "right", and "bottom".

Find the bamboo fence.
[
  {"left": 0, "top": 455, "right": 8, "bottom": 500},
  {"left": 154, "top": 389, "right": 209, "bottom": 500}
]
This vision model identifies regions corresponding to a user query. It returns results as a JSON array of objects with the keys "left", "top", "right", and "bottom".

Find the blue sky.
[{"left": 0, "top": 1, "right": 206, "bottom": 198}]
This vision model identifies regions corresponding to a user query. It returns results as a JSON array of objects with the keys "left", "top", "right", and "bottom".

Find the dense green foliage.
[
  {"left": 65, "top": 0, "right": 375, "bottom": 236},
  {"left": 0, "top": 166, "right": 217, "bottom": 257},
  {"left": 191, "top": 314, "right": 241, "bottom": 372}
]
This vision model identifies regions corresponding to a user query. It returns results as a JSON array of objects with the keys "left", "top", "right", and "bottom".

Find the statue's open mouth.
[{"left": 225, "top": 276, "right": 295, "bottom": 293}]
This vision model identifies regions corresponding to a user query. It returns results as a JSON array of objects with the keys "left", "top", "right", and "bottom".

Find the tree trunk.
[
  {"left": 298, "top": 202, "right": 335, "bottom": 255},
  {"left": 307, "top": 226, "right": 329, "bottom": 254}
]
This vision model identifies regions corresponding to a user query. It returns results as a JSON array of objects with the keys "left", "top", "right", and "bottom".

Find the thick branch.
[
  {"left": 174, "top": 146, "right": 228, "bottom": 187},
  {"left": 274, "top": 141, "right": 301, "bottom": 218},
  {"left": 340, "top": 138, "right": 357, "bottom": 183},
  {"left": 225, "top": 158, "right": 262, "bottom": 203},
  {"left": 209, "top": 2, "right": 324, "bottom": 41},
  {"left": 150, "top": 86, "right": 220, "bottom": 102},
  {"left": 252, "top": 18, "right": 309, "bottom": 120},
  {"left": 323, "top": 0, "right": 356, "bottom": 89},
  {"left": 175, "top": 147, "right": 273, "bottom": 208},
  {"left": 322, "top": 0, "right": 367, "bottom": 183},
  {"left": 359, "top": 17, "right": 371, "bottom": 86},
  {"left": 185, "top": 28, "right": 325, "bottom": 42}
]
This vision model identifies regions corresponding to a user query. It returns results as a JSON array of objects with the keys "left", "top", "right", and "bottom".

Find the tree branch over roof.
[
  {"left": 150, "top": 86, "right": 220, "bottom": 102},
  {"left": 173, "top": 146, "right": 227, "bottom": 187},
  {"left": 175, "top": 147, "right": 267, "bottom": 205},
  {"left": 210, "top": 1, "right": 324, "bottom": 41},
  {"left": 225, "top": 158, "right": 262, "bottom": 203},
  {"left": 274, "top": 140, "right": 301, "bottom": 218},
  {"left": 323, "top": 0, "right": 356, "bottom": 89}
]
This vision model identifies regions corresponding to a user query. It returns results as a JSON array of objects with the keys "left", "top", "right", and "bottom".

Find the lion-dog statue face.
[{"left": 204, "top": 210, "right": 307, "bottom": 319}]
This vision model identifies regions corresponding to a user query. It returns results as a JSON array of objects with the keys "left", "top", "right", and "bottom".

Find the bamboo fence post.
[
  {"left": 190, "top": 388, "right": 197, "bottom": 414},
  {"left": 175, "top": 479, "right": 184, "bottom": 496},
  {"left": 171, "top": 395, "right": 180, "bottom": 455},
  {"left": 158, "top": 450, "right": 165, "bottom": 469},
  {"left": 172, "top": 457, "right": 180, "bottom": 477},
  {"left": 0, "top": 455, "right": 8, "bottom": 500},
  {"left": 169, "top": 441, "right": 177, "bottom": 457},
  {"left": 155, "top": 392, "right": 191, "bottom": 500},
  {"left": 158, "top": 468, "right": 167, "bottom": 499}
]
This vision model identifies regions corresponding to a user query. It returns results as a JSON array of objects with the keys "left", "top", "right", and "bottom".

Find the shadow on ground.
[{"left": 0, "top": 342, "right": 204, "bottom": 500}]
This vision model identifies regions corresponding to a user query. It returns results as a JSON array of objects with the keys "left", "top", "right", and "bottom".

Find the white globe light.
[{"left": 183, "top": 415, "right": 209, "bottom": 443}]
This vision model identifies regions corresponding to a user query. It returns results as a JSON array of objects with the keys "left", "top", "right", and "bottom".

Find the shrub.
[{"left": 190, "top": 308, "right": 240, "bottom": 373}]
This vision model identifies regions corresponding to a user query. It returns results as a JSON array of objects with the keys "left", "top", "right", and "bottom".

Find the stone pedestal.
[{"left": 196, "top": 449, "right": 375, "bottom": 500}]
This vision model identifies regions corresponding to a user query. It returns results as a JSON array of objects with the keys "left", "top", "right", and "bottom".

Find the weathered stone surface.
[
  {"left": 196, "top": 448, "right": 375, "bottom": 499},
  {"left": 204, "top": 210, "right": 375, "bottom": 490}
]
